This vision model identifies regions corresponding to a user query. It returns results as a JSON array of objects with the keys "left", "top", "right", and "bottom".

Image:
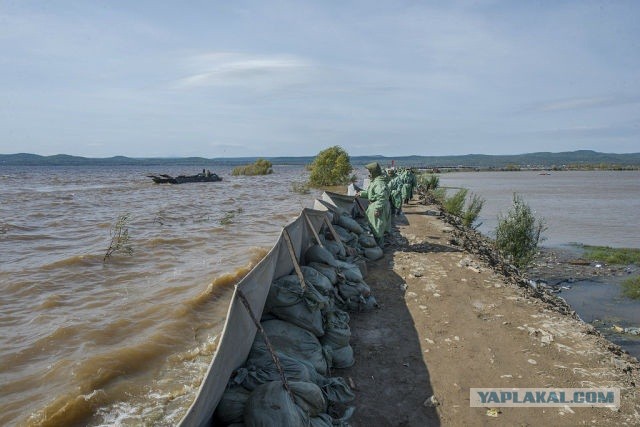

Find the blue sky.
[{"left": 1, "top": 0, "right": 638, "bottom": 158}]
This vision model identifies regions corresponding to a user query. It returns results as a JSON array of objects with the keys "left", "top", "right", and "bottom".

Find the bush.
[
  {"left": 495, "top": 194, "right": 546, "bottom": 269},
  {"left": 308, "top": 146, "right": 353, "bottom": 187},
  {"left": 232, "top": 159, "right": 273, "bottom": 176},
  {"left": 462, "top": 193, "right": 484, "bottom": 229},
  {"left": 417, "top": 173, "right": 440, "bottom": 192},
  {"left": 442, "top": 189, "right": 468, "bottom": 217}
]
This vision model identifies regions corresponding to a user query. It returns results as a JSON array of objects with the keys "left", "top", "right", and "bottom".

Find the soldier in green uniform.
[{"left": 357, "top": 162, "right": 390, "bottom": 246}]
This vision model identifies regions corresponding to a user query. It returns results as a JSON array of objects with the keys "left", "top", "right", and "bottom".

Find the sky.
[{"left": 1, "top": 0, "right": 639, "bottom": 158}]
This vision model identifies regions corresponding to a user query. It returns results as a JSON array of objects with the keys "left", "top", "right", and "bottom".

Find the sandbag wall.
[{"left": 212, "top": 199, "right": 382, "bottom": 426}]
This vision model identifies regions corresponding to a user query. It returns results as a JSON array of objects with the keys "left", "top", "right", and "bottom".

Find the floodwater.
[
  {"left": 0, "top": 165, "right": 319, "bottom": 426},
  {"left": 438, "top": 170, "right": 640, "bottom": 249}
]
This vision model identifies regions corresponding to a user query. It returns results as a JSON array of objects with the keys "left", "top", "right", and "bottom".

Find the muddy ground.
[{"left": 337, "top": 201, "right": 640, "bottom": 426}]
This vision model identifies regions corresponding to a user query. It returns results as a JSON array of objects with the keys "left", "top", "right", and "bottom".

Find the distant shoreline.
[{"left": 2, "top": 150, "right": 640, "bottom": 169}]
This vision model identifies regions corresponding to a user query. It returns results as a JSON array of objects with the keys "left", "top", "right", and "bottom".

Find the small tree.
[
  {"left": 462, "top": 194, "right": 484, "bottom": 229},
  {"left": 232, "top": 158, "right": 273, "bottom": 176},
  {"left": 495, "top": 194, "right": 546, "bottom": 269},
  {"left": 308, "top": 146, "right": 353, "bottom": 186},
  {"left": 104, "top": 213, "right": 133, "bottom": 262}
]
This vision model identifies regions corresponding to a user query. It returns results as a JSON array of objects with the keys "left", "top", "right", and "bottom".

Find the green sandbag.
[
  {"left": 329, "top": 345, "right": 354, "bottom": 368},
  {"left": 320, "top": 309, "right": 351, "bottom": 349},
  {"left": 332, "top": 225, "right": 358, "bottom": 245},
  {"left": 337, "top": 214, "right": 364, "bottom": 235},
  {"left": 215, "top": 385, "right": 251, "bottom": 425},
  {"left": 266, "top": 275, "right": 328, "bottom": 337},
  {"left": 364, "top": 246, "right": 384, "bottom": 261},
  {"left": 300, "top": 266, "right": 334, "bottom": 296},
  {"left": 308, "top": 262, "right": 338, "bottom": 285},
  {"left": 324, "top": 240, "right": 346, "bottom": 258},
  {"left": 319, "top": 376, "right": 355, "bottom": 404},
  {"left": 238, "top": 350, "right": 318, "bottom": 391},
  {"left": 243, "top": 382, "right": 305, "bottom": 426},
  {"left": 251, "top": 319, "right": 328, "bottom": 375},
  {"left": 305, "top": 244, "right": 338, "bottom": 267},
  {"left": 334, "top": 260, "right": 363, "bottom": 282},
  {"left": 358, "top": 234, "right": 378, "bottom": 248}
]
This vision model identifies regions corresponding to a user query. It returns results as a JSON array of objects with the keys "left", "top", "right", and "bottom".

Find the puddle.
[{"left": 555, "top": 279, "right": 640, "bottom": 359}]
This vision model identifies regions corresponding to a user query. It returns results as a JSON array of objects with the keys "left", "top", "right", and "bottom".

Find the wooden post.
[
  {"left": 303, "top": 212, "right": 323, "bottom": 248},
  {"left": 283, "top": 229, "right": 307, "bottom": 290}
]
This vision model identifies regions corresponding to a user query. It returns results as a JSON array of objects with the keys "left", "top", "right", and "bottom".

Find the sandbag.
[
  {"left": 320, "top": 309, "right": 351, "bottom": 349},
  {"left": 238, "top": 350, "right": 318, "bottom": 391},
  {"left": 300, "top": 266, "right": 334, "bottom": 296},
  {"left": 266, "top": 275, "right": 328, "bottom": 336},
  {"left": 319, "top": 376, "right": 355, "bottom": 405},
  {"left": 329, "top": 345, "right": 354, "bottom": 368},
  {"left": 364, "top": 246, "right": 384, "bottom": 261},
  {"left": 308, "top": 262, "right": 338, "bottom": 285},
  {"left": 244, "top": 380, "right": 325, "bottom": 426},
  {"left": 337, "top": 281, "right": 370, "bottom": 300},
  {"left": 324, "top": 240, "right": 346, "bottom": 259},
  {"left": 358, "top": 234, "right": 378, "bottom": 248},
  {"left": 334, "top": 260, "right": 363, "bottom": 282},
  {"left": 337, "top": 214, "right": 364, "bottom": 235},
  {"left": 305, "top": 245, "right": 338, "bottom": 267},
  {"left": 332, "top": 225, "right": 358, "bottom": 245},
  {"left": 251, "top": 319, "right": 328, "bottom": 375},
  {"left": 215, "top": 385, "right": 251, "bottom": 425}
]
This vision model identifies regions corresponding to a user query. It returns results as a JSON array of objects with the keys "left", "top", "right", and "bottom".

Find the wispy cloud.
[
  {"left": 175, "top": 53, "right": 311, "bottom": 89},
  {"left": 527, "top": 95, "right": 640, "bottom": 112}
]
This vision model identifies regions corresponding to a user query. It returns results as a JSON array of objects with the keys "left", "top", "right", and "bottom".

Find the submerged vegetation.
[
  {"left": 621, "top": 276, "right": 640, "bottom": 300},
  {"left": 291, "top": 181, "right": 311, "bottom": 194},
  {"left": 582, "top": 245, "right": 640, "bottom": 265},
  {"left": 495, "top": 194, "right": 546, "bottom": 269},
  {"left": 308, "top": 146, "right": 353, "bottom": 187},
  {"left": 104, "top": 213, "right": 133, "bottom": 262},
  {"left": 231, "top": 158, "right": 273, "bottom": 176}
]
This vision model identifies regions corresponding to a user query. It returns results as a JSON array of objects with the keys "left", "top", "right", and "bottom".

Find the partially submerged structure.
[{"left": 147, "top": 172, "right": 222, "bottom": 184}]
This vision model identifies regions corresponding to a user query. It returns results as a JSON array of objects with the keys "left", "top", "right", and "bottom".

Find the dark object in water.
[{"left": 147, "top": 172, "right": 222, "bottom": 184}]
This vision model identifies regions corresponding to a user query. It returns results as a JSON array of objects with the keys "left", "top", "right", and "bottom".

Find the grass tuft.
[
  {"left": 621, "top": 276, "right": 640, "bottom": 300},
  {"left": 582, "top": 246, "right": 640, "bottom": 265}
]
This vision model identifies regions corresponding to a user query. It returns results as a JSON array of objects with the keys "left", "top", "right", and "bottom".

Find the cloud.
[
  {"left": 527, "top": 95, "right": 640, "bottom": 112},
  {"left": 174, "top": 53, "right": 311, "bottom": 89}
]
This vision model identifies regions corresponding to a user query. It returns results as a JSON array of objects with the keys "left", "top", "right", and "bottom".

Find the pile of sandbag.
[
  {"left": 214, "top": 208, "right": 381, "bottom": 426},
  {"left": 324, "top": 211, "right": 384, "bottom": 262}
]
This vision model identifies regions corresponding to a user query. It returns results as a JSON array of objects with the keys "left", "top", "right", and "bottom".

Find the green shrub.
[
  {"left": 104, "top": 213, "right": 133, "bottom": 262},
  {"left": 431, "top": 187, "right": 447, "bottom": 204},
  {"left": 621, "top": 276, "right": 640, "bottom": 300},
  {"left": 442, "top": 189, "right": 468, "bottom": 217},
  {"left": 417, "top": 173, "right": 440, "bottom": 192},
  {"left": 232, "top": 158, "right": 273, "bottom": 176},
  {"left": 495, "top": 194, "right": 546, "bottom": 269},
  {"left": 308, "top": 146, "right": 353, "bottom": 186},
  {"left": 462, "top": 194, "right": 484, "bottom": 229}
]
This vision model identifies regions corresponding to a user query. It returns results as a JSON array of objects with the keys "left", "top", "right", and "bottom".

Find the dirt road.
[{"left": 339, "top": 201, "right": 639, "bottom": 426}]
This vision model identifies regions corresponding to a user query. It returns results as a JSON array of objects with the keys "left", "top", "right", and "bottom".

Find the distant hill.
[{"left": 1, "top": 150, "right": 639, "bottom": 168}]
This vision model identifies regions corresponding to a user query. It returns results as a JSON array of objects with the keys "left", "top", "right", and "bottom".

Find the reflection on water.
[{"left": 0, "top": 165, "right": 318, "bottom": 426}]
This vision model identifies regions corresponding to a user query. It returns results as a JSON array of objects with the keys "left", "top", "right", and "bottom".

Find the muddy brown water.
[{"left": 0, "top": 165, "right": 321, "bottom": 426}]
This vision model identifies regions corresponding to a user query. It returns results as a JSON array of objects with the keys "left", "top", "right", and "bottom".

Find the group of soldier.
[{"left": 356, "top": 162, "right": 417, "bottom": 246}]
